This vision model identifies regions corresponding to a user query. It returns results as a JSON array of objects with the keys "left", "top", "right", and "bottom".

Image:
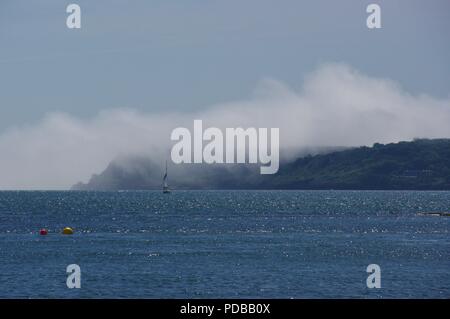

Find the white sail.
[{"left": 163, "top": 160, "right": 170, "bottom": 193}]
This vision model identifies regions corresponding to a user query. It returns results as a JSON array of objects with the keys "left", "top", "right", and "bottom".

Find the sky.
[{"left": 0, "top": 0, "right": 449, "bottom": 189}]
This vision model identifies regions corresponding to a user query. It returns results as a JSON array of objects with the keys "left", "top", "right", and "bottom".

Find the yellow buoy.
[{"left": 62, "top": 227, "right": 74, "bottom": 235}]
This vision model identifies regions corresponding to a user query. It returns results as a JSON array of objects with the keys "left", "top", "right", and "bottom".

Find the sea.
[{"left": 0, "top": 190, "right": 449, "bottom": 298}]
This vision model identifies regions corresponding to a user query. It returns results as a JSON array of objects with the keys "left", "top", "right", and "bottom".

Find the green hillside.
[{"left": 268, "top": 139, "right": 450, "bottom": 189}]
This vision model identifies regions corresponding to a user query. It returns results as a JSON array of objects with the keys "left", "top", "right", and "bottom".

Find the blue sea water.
[{"left": 0, "top": 190, "right": 449, "bottom": 299}]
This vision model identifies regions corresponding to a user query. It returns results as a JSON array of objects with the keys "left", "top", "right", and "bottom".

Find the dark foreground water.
[{"left": 0, "top": 190, "right": 449, "bottom": 298}]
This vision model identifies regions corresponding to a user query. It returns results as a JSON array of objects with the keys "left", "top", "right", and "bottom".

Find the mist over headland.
[{"left": 1, "top": 63, "right": 450, "bottom": 190}]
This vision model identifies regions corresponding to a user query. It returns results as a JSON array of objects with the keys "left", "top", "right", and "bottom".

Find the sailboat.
[{"left": 163, "top": 160, "right": 171, "bottom": 193}]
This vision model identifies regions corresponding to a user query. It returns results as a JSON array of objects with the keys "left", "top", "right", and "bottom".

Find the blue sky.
[{"left": 0, "top": 0, "right": 449, "bottom": 132}]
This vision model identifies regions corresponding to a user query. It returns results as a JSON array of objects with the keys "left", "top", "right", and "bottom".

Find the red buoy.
[{"left": 39, "top": 229, "right": 48, "bottom": 235}]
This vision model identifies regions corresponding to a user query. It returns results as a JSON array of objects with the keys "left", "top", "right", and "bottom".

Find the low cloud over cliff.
[{"left": 1, "top": 63, "right": 450, "bottom": 189}]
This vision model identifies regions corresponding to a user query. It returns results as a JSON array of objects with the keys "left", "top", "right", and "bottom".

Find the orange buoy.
[{"left": 39, "top": 228, "right": 48, "bottom": 235}]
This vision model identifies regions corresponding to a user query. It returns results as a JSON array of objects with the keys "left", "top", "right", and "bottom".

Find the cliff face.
[
  {"left": 72, "top": 155, "right": 266, "bottom": 190},
  {"left": 73, "top": 139, "right": 450, "bottom": 190}
]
